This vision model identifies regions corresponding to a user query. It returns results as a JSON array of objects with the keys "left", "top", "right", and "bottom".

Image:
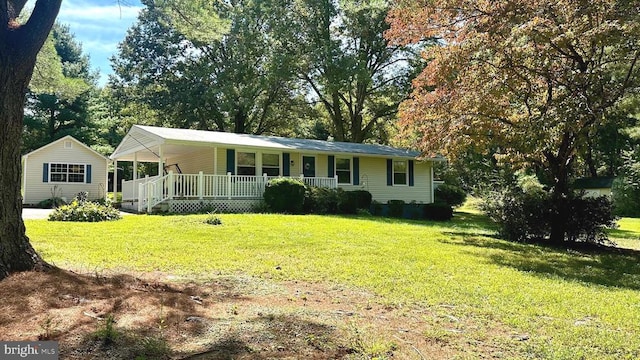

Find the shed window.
[
  {"left": 237, "top": 152, "right": 256, "bottom": 176},
  {"left": 262, "top": 153, "right": 280, "bottom": 176},
  {"left": 50, "top": 163, "right": 85, "bottom": 183}
]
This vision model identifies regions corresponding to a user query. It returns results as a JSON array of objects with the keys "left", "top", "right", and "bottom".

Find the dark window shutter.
[
  {"left": 386, "top": 159, "right": 392, "bottom": 186},
  {"left": 226, "top": 149, "right": 235, "bottom": 174},
  {"left": 328, "top": 155, "right": 335, "bottom": 177},
  {"left": 283, "top": 153, "right": 290, "bottom": 177},
  {"left": 353, "top": 157, "right": 360, "bottom": 185},
  {"left": 43, "top": 163, "right": 49, "bottom": 183},
  {"left": 408, "top": 160, "right": 415, "bottom": 187},
  {"left": 86, "top": 164, "right": 92, "bottom": 184}
]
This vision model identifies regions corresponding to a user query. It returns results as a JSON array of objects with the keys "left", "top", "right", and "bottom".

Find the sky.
[{"left": 54, "top": 0, "right": 144, "bottom": 86}]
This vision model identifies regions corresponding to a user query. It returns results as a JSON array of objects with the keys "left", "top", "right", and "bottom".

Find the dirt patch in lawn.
[{"left": 0, "top": 269, "right": 524, "bottom": 359}]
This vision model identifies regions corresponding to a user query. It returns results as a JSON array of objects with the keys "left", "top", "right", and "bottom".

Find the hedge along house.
[
  {"left": 21, "top": 135, "right": 110, "bottom": 205},
  {"left": 110, "top": 125, "right": 442, "bottom": 213}
]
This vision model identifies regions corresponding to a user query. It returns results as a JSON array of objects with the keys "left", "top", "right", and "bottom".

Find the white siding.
[
  {"left": 166, "top": 148, "right": 215, "bottom": 174},
  {"left": 338, "top": 157, "right": 433, "bottom": 204},
  {"left": 23, "top": 140, "right": 108, "bottom": 205}
]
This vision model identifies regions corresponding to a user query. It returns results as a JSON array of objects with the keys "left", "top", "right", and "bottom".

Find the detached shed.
[
  {"left": 21, "top": 136, "right": 110, "bottom": 205},
  {"left": 573, "top": 177, "right": 615, "bottom": 197}
]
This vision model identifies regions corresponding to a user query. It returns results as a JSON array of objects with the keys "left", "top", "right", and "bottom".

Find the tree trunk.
[
  {"left": 545, "top": 135, "right": 575, "bottom": 245},
  {"left": 0, "top": 65, "right": 50, "bottom": 280},
  {"left": 0, "top": 0, "right": 63, "bottom": 280}
]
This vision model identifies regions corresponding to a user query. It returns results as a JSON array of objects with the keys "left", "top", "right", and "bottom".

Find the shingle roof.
[
  {"left": 135, "top": 125, "right": 423, "bottom": 158},
  {"left": 573, "top": 177, "right": 615, "bottom": 189}
]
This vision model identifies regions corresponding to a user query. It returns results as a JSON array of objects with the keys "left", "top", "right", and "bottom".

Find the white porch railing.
[
  {"left": 122, "top": 175, "right": 160, "bottom": 201},
  {"left": 123, "top": 172, "right": 338, "bottom": 213}
]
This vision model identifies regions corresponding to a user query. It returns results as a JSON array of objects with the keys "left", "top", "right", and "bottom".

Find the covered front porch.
[{"left": 121, "top": 172, "right": 337, "bottom": 213}]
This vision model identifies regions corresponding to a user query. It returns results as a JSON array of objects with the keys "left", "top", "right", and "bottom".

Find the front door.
[{"left": 302, "top": 156, "right": 315, "bottom": 177}]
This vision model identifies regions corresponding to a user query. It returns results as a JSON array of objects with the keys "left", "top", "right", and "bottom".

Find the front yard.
[{"left": 4, "top": 212, "right": 640, "bottom": 359}]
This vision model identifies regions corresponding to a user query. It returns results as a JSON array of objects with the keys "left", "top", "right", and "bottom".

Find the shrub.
[
  {"left": 387, "top": 200, "right": 405, "bottom": 218},
  {"left": 423, "top": 202, "right": 454, "bottom": 221},
  {"left": 304, "top": 187, "right": 340, "bottom": 214},
  {"left": 370, "top": 200, "right": 383, "bottom": 216},
  {"left": 37, "top": 197, "right": 66, "bottom": 209},
  {"left": 263, "top": 178, "right": 306, "bottom": 214},
  {"left": 204, "top": 213, "right": 222, "bottom": 225},
  {"left": 434, "top": 184, "right": 467, "bottom": 208},
  {"left": 481, "top": 188, "right": 616, "bottom": 244},
  {"left": 349, "top": 190, "right": 373, "bottom": 210},
  {"left": 612, "top": 177, "right": 640, "bottom": 217},
  {"left": 49, "top": 200, "right": 121, "bottom": 222}
]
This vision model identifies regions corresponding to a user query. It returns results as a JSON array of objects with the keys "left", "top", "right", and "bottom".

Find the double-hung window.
[
  {"left": 262, "top": 153, "right": 280, "bottom": 176},
  {"left": 336, "top": 158, "right": 351, "bottom": 184},
  {"left": 393, "top": 160, "right": 408, "bottom": 185},
  {"left": 237, "top": 152, "right": 256, "bottom": 176},
  {"left": 50, "top": 163, "right": 85, "bottom": 183}
]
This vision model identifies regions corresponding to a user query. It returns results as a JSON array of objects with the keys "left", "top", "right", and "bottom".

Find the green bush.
[
  {"left": 481, "top": 188, "right": 616, "bottom": 244},
  {"left": 304, "top": 187, "right": 340, "bottom": 214},
  {"left": 349, "top": 190, "right": 373, "bottom": 210},
  {"left": 435, "top": 184, "right": 467, "bottom": 208},
  {"left": 302, "top": 188, "right": 372, "bottom": 215},
  {"left": 423, "top": 202, "right": 454, "bottom": 221},
  {"left": 263, "top": 178, "right": 306, "bottom": 214},
  {"left": 37, "top": 197, "right": 66, "bottom": 209},
  {"left": 387, "top": 200, "right": 405, "bottom": 218},
  {"left": 612, "top": 177, "right": 640, "bottom": 217},
  {"left": 49, "top": 200, "right": 121, "bottom": 222}
]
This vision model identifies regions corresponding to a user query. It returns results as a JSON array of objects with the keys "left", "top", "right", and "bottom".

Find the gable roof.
[
  {"left": 110, "top": 125, "right": 437, "bottom": 162},
  {"left": 22, "top": 135, "right": 109, "bottom": 161},
  {"left": 573, "top": 177, "right": 615, "bottom": 189}
]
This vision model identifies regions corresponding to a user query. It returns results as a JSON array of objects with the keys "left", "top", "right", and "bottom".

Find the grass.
[{"left": 26, "top": 212, "right": 640, "bottom": 359}]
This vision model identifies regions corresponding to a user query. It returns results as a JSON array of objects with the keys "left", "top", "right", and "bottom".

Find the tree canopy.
[{"left": 387, "top": 0, "right": 640, "bottom": 242}]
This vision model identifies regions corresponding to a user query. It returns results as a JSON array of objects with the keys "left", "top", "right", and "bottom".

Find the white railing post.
[
  {"left": 334, "top": 175, "right": 338, "bottom": 188},
  {"left": 262, "top": 173, "right": 268, "bottom": 197},
  {"left": 168, "top": 171, "right": 174, "bottom": 199},
  {"left": 138, "top": 183, "right": 144, "bottom": 213},
  {"left": 198, "top": 171, "right": 204, "bottom": 200},
  {"left": 147, "top": 182, "right": 153, "bottom": 213},
  {"left": 227, "top": 172, "right": 232, "bottom": 200}
]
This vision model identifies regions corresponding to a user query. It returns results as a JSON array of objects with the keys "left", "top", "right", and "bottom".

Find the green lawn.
[{"left": 26, "top": 212, "right": 640, "bottom": 359}]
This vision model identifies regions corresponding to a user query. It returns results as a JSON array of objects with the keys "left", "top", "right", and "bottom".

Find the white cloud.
[{"left": 59, "top": 0, "right": 142, "bottom": 22}]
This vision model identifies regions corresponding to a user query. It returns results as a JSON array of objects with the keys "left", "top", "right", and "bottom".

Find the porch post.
[
  {"left": 334, "top": 175, "right": 338, "bottom": 189},
  {"left": 158, "top": 145, "right": 164, "bottom": 176},
  {"left": 113, "top": 160, "right": 118, "bottom": 199},
  {"left": 227, "top": 172, "right": 232, "bottom": 200},
  {"left": 198, "top": 171, "right": 204, "bottom": 200},
  {"left": 213, "top": 147, "right": 218, "bottom": 175},
  {"left": 133, "top": 152, "right": 138, "bottom": 180}
]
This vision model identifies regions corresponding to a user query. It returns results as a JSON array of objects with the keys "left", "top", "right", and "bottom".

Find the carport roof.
[{"left": 110, "top": 125, "right": 442, "bottom": 162}]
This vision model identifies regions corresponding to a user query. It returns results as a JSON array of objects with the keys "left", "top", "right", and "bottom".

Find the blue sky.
[{"left": 55, "top": 0, "right": 143, "bottom": 86}]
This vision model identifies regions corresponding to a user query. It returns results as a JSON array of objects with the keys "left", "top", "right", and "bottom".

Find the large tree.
[
  {"left": 23, "top": 23, "right": 95, "bottom": 153},
  {"left": 387, "top": 0, "right": 640, "bottom": 243},
  {"left": 111, "top": 0, "right": 295, "bottom": 135},
  {"left": 282, "top": 0, "right": 421, "bottom": 143},
  {"left": 1, "top": 0, "right": 61, "bottom": 279}
]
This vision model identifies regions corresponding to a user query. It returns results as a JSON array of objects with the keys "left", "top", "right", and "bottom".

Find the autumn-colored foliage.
[{"left": 386, "top": 0, "right": 640, "bottom": 242}]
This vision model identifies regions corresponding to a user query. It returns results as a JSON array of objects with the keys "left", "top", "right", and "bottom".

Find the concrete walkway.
[
  {"left": 22, "top": 208, "right": 132, "bottom": 219},
  {"left": 22, "top": 208, "right": 54, "bottom": 219}
]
